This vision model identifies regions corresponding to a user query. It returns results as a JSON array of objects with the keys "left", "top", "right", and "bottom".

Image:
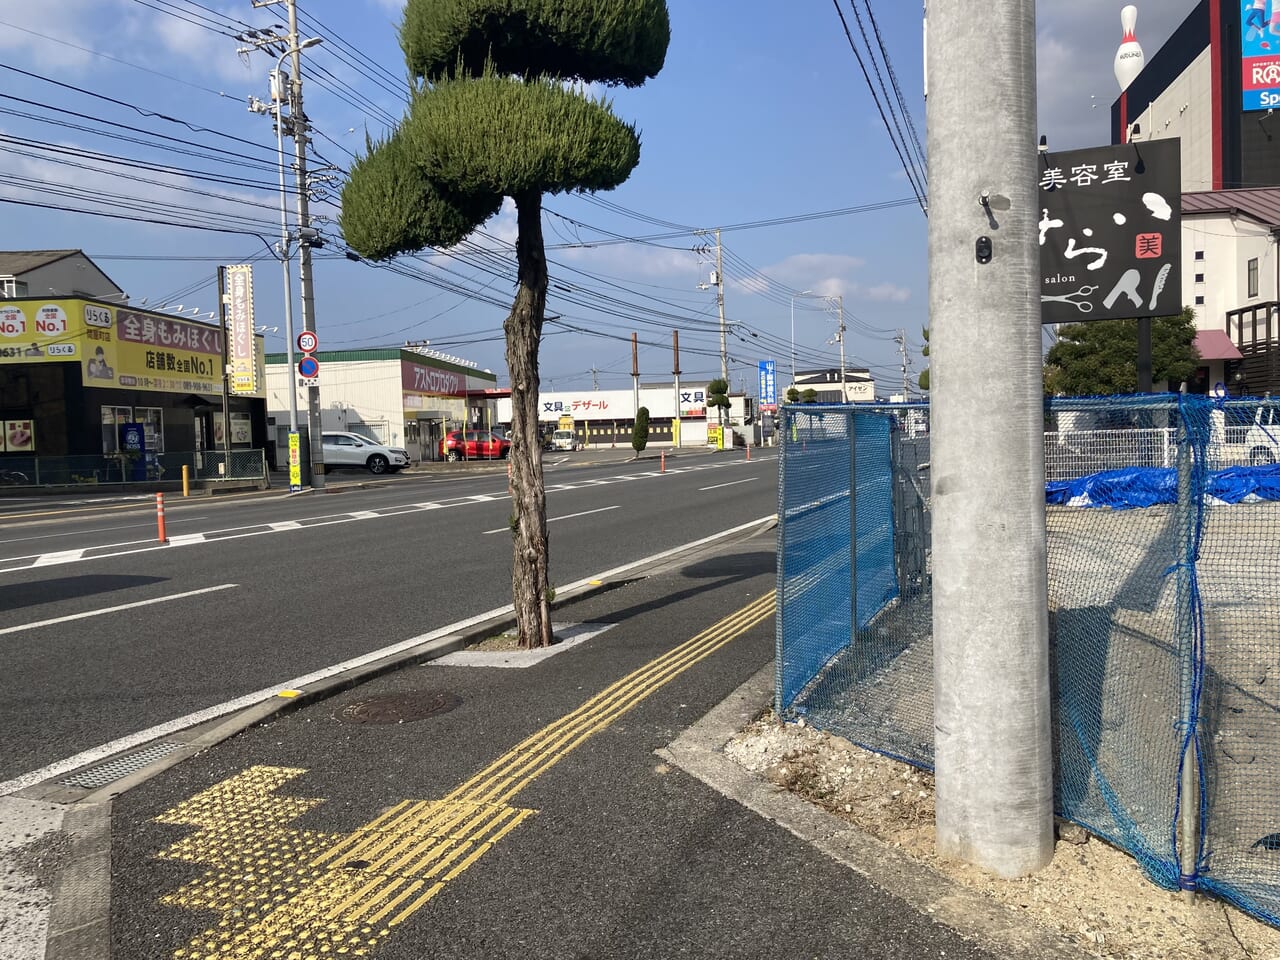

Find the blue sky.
[{"left": 0, "top": 0, "right": 1195, "bottom": 394}]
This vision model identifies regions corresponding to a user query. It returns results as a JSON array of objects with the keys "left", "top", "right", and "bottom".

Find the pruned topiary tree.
[
  {"left": 631, "top": 406, "right": 650, "bottom": 454},
  {"left": 342, "top": 0, "right": 670, "bottom": 648}
]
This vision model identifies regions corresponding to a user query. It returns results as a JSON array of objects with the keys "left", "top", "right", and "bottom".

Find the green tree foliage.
[
  {"left": 706, "top": 378, "right": 730, "bottom": 421},
  {"left": 801, "top": 388, "right": 818, "bottom": 404},
  {"left": 631, "top": 406, "right": 650, "bottom": 453},
  {"left": 342, "top": 0, "right": 670, "bottom": 648},
  {"left": 785, "top": 386, "right": 800, "bottom": 403},
  {"left": 918, "top": 326, "right": 930, "bottom": 393},
  {"left": 1044, "top": 308, "right": 1200, "bottom": 395}
]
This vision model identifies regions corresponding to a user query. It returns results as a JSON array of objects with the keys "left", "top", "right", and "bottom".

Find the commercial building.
[
  {"left": 264, "top": 346, "right": 499, "bottom": 462},
  {"left": 1108, "top": 3, "right": 1280, "bottom": 393},
  {"left": 0, "top": 251, "right": 267, "bottom": 481},
  {"left": 494, "top": 383, "right": 754, "bottom": 448}
]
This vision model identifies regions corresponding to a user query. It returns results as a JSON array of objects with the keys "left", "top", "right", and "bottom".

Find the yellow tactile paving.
[{"left": 153, "top": 591, "right": 775, "bottom": 959}]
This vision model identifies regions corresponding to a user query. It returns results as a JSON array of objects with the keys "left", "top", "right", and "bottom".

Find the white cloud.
[{"left": 0, "top": 0, "right": 102, "bottom": 69}]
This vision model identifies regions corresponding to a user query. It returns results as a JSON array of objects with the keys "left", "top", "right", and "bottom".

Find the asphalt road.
[
  {"left": 0, "top": 450, "right": 778, "bottom": 788},
  {"left": 110, "top": 531, "right": 997, "bottom": 960}
]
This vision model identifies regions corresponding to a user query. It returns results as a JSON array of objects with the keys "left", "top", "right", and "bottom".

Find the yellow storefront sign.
[{"left": 0, "top": 299, "right": 265, "bottom": 397}]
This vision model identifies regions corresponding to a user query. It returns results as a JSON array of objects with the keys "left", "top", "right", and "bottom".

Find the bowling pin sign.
[{"left": 1114, "top": 5, "right": 1145, "bottom": 92}]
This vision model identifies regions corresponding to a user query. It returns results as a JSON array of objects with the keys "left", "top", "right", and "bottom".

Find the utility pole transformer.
[{"left": 926, "top": 0, "right": 1053, "bottom": 877}]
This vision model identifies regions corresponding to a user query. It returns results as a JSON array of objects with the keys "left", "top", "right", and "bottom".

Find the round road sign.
[
  {"left": 297, "top": 355, "right": 320, "bottom": 379},
  {"left": 297, "top": 330, "right": 319, "bottom": 353}
]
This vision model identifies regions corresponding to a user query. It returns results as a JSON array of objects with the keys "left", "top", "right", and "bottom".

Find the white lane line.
[
  {"left": 1, "top": 458, "right": 769, "bottom": 572},
  {"left": 0, "top": 517, "right": 209, "bottom": 546},
  {"left": 483, "top": 504, "right": 619, "bottom": 535},
  {"left": 699, "top": 478, "right": 757, "bottom": 492},
  {"left": 0, "top": 584, "right": 237, "bottom": 638},
  {"left": 0, "top": 514, "right": 774, "bottom": 798},
  {"left": 31, "top": 549, "right": 85, "bottom": 567}
]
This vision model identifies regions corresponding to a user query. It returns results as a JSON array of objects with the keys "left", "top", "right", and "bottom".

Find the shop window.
[
  {"left": 101, "top": 406, "right": 131, "bottom": 454},
  {"left": 136, "top": 407, "right": 164, "bottom": 454},
  {"left": 1248, "top": 257, "right": 1259, "bottom": 298}
]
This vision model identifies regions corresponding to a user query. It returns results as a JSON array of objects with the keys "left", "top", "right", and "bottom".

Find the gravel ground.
[{"left": 726, "top": 717, "right": 1280, "bottom": 960}]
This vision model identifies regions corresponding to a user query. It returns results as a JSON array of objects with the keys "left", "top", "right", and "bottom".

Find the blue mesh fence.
[{"left": 776, "top": 395, "right": 1280, "bottom": 927}]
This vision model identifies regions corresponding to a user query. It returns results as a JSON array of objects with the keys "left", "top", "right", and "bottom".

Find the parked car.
[
  {"left": 321, "top": 432, "right": 410, "bottom": 475},
  {"left": 440, "top": 429, "right": 511, "bottom": 461}
]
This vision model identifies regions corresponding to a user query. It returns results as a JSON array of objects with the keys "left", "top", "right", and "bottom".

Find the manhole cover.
[{"left": 337, "top": 690, "right": 461, "bottom": 725}]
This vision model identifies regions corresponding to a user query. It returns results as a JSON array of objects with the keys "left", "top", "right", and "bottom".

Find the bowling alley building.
[{"left": 1110, "top": 0, "right": 1280, "bottom": 394}]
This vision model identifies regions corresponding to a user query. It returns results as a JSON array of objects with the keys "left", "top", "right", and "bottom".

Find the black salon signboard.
[{"left": 1038, "top": 138, "right": 1181, "bottom": 324}]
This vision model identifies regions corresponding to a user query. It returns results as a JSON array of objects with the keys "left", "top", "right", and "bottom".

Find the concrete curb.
[
  {"left": 659, "top": 664, "right": 1094, "bottom": 960},
  {"left": 42, "top": 802, "right": 110, "bottom": 960}
]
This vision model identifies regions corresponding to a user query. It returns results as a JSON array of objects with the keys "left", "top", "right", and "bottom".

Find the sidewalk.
[{"left": 29, "top": 522, "right": 1036, "bottom": 960}]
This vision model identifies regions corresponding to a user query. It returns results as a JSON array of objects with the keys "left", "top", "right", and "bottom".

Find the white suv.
[{"left": 321, "top": 432, "right": 410, "bottom": 475}]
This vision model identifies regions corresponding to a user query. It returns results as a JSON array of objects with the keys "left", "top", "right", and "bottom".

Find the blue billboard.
[
  {"left": 1242, "top": 1, "right": 1280, "bottom": 111},
  {"left": 758, "top": 360, "right": 777, "bottom": 410}
]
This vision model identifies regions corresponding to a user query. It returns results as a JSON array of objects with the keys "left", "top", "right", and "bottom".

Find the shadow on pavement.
[{"left": 0, "top": 574, "right": 168, "bottom": 612}]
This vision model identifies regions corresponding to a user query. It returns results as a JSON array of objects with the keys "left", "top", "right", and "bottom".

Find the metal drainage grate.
[
  {"left": 337, "top": 690, "right": 462, "bottom": 725},
  {"left": 58, "top": 741, "right": 184, "bottom": 790}
]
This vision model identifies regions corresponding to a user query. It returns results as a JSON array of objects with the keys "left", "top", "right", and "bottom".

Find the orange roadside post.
[{"left": 156, "top": 492, "right": 169, "bottom": 544}]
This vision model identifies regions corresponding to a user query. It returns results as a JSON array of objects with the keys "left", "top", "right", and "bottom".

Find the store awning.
[
  {"left": 178, "top": 394, "right": 224, "bottom": 408},
  {"left": 1194, "top": 329, "right": 1243, "bottom": 362}
]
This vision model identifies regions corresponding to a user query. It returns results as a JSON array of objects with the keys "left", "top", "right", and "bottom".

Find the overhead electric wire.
[
  {"left": 831, "top": 0, "right": 927, "bottom": 213},
  {"left": 859, "top": 0, "right": 927, "bottom": 172}
]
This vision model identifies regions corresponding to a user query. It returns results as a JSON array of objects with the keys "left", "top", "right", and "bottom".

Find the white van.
[{"left": 551, "top": 429, "right": 579, "bottom": 451}]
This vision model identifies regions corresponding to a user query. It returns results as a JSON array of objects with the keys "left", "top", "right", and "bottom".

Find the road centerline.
[{"left": 483, "top": 504, "right": 619, "bottom": 535}]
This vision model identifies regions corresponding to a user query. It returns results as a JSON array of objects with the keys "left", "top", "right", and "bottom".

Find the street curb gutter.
[{"left": 658, "top": 665, "right": 1094, "bottom": 960}]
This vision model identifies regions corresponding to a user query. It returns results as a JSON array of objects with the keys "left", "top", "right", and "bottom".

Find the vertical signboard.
[
  {"left": 758, "top": 360, "right": 777, "bottom": 411},
  {"left": 1243, "top": 2, "right": 1280, "bottom": 111},
  {"left": 1038, "top": 139, "right": 1181, "bottom": 324},
  {"left": 225, "top": 264, "right": 257, "bottom": 395}
]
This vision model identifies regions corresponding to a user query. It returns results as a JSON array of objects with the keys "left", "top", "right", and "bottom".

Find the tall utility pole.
[
  {"left": 672, "top": 330, "right": 681, "bottom": 448},
  {"left": 896, "top": 329, "right": 910, "bottom": 398},
  {"left": 631, "top": 333, "right": 640, "bottom": 420},
  {"left": 286, "top": 0, "right": 324, "bottom": 489},
  {"left": 830, "top": 295, "right": 846, "bottom": 401},
  {"left": 927, "top": 0, "right": 1052, "bottom": 878},
  {"left": 248, "top": 0, "right": 323, "bottom": 488},
  {"left": 714, "top": 228, "right": 726, "bottom": 386}
]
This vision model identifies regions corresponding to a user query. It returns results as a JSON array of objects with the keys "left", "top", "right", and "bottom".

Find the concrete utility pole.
[
  {"left": 672, "top": 330, "right": 682, "bottom": 448},
  {"left": 896, "top": 329, "right": 910, "bottom": 398},
  {"left": 247, "top": 0, "right": 323, "bottom": 488},
  {"left": 830, "top": 295, "right": 846, "bottom": 401},
  {"left": 926, "top": 0, "right": 1053, "bottom": 877},
  {"left": 631, "top": 332, "right": 640, "bottom": 421},
  {"left": 714, "top": 228, "right": 726, "bottom": 386}
]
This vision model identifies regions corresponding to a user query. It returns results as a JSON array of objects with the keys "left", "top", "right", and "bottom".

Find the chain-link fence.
[
  {"left": 776, "top": 395, "right": 1280, "bottom": 927},
  {"left": 191, "top": 449, "right": 267, "bottom": 482}
]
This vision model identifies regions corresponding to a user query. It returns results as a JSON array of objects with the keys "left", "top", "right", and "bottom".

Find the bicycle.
[{"left": 0, "top": 467, "right": 29, "bottom": 485}]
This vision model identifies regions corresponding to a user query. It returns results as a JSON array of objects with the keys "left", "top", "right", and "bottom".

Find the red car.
[{"left": 440, "top": 429, "right": 511, "bottom": 461}]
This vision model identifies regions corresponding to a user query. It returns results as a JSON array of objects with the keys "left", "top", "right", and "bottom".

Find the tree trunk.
[{"left": 506, "top": 191, "right": 553, "bottom": 648}]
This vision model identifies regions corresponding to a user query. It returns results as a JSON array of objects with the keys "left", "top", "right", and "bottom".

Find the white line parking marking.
[{"left": 0, "top": 584, "right": 237, "bottom": 638}]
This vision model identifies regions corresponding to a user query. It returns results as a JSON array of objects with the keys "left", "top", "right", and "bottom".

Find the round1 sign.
[
  {"left": 297, "top": 355, "right": 320, "bottom": 379},
  {"left": 297, "top": 330, "right": 319, "bottom": 354}
]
